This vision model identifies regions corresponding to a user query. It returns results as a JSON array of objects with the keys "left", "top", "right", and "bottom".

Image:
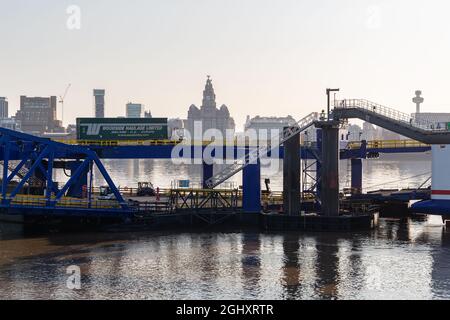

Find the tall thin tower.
[
  {"left": 93, "top": 89, "right": 105, "bottom": 118},
  {"left": 0, "top": 97, "right": 8, "bottom": 119},
  {"left": 413, "top": 90, "right": 424, "bottom": 114}
]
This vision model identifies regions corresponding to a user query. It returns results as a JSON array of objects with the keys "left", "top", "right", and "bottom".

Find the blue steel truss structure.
[{"left": 0, "top": 128, "right": 128, "bottom": 213}]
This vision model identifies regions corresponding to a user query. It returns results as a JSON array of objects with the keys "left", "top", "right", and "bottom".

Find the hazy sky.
[{"left": 1, "top": 0, "right": 450, "bottom": 129}]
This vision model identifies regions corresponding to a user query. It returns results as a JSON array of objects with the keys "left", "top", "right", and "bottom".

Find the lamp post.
[{"left": 326, "top": 88, "right": 340, "bottom": 121}]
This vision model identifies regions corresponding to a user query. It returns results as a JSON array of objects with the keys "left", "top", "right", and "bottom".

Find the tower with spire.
[
  {"left": 202, "top": 76, "right": 217, "bottom": 110},
  {"left": 186, "top": 76, "right": 236, "bottom": 138}
]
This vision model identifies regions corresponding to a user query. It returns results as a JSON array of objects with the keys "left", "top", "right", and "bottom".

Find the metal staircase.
[
  {"left": 333, "top": 99, "right": 450, "bottom": 144},
  {"left": 334, "top": 99, "right": 439, "bottom": 130},
  {"left": 205, "top": 112, "right": 319, "bottom": 189}
]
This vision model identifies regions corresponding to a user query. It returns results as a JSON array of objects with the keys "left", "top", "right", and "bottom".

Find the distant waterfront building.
[
  {"left": 244, "top": 115, "right": 297, "bottom": 142},
  {"left": 0, "top": 118, "right": 21, "bottom": 131},
  {"left": 15, "top": 96, "right": 63, "bottom": 134},
  {"left": 346, "top": 124, "right": 363, "bottom": 141},
  {"left": 186, "top": 76, "right": 235, "bottom": 138},
  {"left": 380, "top": 127, "right": 404, "bottom": 140},
  {"left": 0, "top": 97, "right": 8, "bottom": 118},
  {"left": 361, "top": 122, "right": 380, "bottom": 141},
  {"left": 66, "top": 124, "right": 77, "bottom": 135},
  {"left": 126, "top": 103, "right": 143, "bottom": 118},
  {"left": 411, "top": 90, "right": 450, "bottom": 130},
  {"left": 168, "top": 118, "right": 184, "bottom": 140},
  {"left": 414, "top": 113, "right": 450, "bottom": 130},
  {"left": 345, "top": 121, "right": 409, "bottom": 142},
  {"left": 94, "top": 89, "right": 105, "bottom": 118},
  {"left": 144, "top": 110, "right": 152, "bottom": 118},
  {"left": 346, "top": 122, "right": 380, "bottom": 141}
]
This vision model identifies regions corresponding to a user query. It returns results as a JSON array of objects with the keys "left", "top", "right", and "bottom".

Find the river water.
[{"left": 1, "top": 154, "right": 450, "bottom": 300}]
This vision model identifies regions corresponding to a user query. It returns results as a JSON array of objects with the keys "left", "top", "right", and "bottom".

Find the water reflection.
[
  {"left": 241, "top": 233, "right": 261, "bottom": 299},
  {"left": 431, "top": 229, "right": 450, "bottom": 299},
  {"left": 1, "top": 217, "right": 449, "bottom": 300},
  {"left": 1, "top": 157, "right": 450, "bottom": 300},
  {"left": 281, "top": 234, "right": 301, "bottom": 299},
  {"left": 314, "top": 236, "right": 339, "bottom": 299}
]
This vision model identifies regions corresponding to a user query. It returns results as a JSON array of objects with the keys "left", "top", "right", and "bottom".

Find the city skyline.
[{"left": 2, "top": 1, "right": 450, "bottom": 129}]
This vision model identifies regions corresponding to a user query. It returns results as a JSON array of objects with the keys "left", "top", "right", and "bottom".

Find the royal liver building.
[{"left": 186, "top": 76, "right": 235, "bottom": 138}]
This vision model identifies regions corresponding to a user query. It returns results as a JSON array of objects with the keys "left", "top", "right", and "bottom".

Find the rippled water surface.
[
  {"left": 0, "top": 217, "right": 449, "bottom": 300},
  {"left": 1, "top": 155, "right": 449, "bottom": 300}
]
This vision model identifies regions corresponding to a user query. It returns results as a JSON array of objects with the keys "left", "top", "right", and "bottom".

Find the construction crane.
[{"left": 59, "top": 84, "right": 71, "bottom": 128}]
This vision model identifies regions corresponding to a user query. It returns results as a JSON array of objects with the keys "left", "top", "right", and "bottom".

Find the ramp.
[{"left": 333, "top": 99, "right": 450, "bottom": 144}]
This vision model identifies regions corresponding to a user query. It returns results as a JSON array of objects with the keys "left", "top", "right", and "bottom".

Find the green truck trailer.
[{"left": 76, "top": 118, "right": 169, "bottom": 141}]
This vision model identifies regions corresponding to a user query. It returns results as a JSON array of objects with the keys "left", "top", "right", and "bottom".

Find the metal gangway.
[
  {"left": 333, "top": 99, "right": 450, "bottom": 144},
  {"left": 205, "top": 112, "right": 319, "bottom": 189}
]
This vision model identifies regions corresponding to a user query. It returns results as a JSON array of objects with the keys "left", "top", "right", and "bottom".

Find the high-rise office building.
[
  {"left": 126, "top": 103, "right": 143, "bottom": 118},
  {"left": 244, "top": 115, "right": 297, "bottom": 142},
  {"left": 15, "top": 96, "right": 63, "bottom": 134},
  {"left": 94, "top": 89, "right": 105, "bottom": 118},
  {"left": 0, "top": 97, "right": 8, "bottom": 118}
]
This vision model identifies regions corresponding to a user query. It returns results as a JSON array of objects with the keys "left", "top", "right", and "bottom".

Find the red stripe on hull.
[{"left": 432, "top": 190, "right": 450, "bottom": 195}]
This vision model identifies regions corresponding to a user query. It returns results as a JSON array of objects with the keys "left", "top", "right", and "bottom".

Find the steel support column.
[
  {"left": 242, "top": 159, "right": 261, "bottom": 213},
  {"left": 283, "top": 128, "right": 301, "bottom": 215},
  {"left": 317, "top": 121, "right": 340, "bottom": 217},
  {"left": 351, "top": 158, "right": 363, "bottom": 194}
]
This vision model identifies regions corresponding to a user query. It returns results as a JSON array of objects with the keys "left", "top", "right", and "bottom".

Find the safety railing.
[
  {"left": 54, "top": 138, "right": 314, "bottom": 147},
  {"left": 365, "top": 185, "right": 431, "bottom": 193},
  {"left": 55, "top": 139, "right": 183, "bottom": 146},
  {"left": 169, "top": 188, "right": 240, "bottom": 212},
  {"left": 346, "top": 139, "right": 430, "bottom": 150},
  {"left": 8, "top": 194, "right": 122, "bottom": 210},
  {"left": 334, "top": 99, "right": 447, "bottom": 131},
  {"left": 91, "top": 186, "right": 173, "bottom": 197},
  {"left": 55, "top": 139, "right": 249, "bottom": 147}
]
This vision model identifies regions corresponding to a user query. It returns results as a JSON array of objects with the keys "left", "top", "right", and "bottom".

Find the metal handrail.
[
  {"left": 54, "top": 137, "right": 315, "bottom": 147},
  {"left": 334, "top": 99, "right": 448, "bottom": 131},
  {"left": 9, "top": 195, "right": 122, "bottom": 209},
  {"left": 346, "top": 139, "right": 430, "bottom": 150}
]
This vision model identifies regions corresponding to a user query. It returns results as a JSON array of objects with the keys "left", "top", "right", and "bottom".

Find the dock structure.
[
  {"left": 332, "top": 99, "right": 450, "bottom": 220},
  {"left": 3, "top": 94, "right": 450, "bottom": 230}
]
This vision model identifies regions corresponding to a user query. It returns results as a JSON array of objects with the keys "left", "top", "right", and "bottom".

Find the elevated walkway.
[{"left": 333, "top": 99, "right": 450, "bottom": 144}]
